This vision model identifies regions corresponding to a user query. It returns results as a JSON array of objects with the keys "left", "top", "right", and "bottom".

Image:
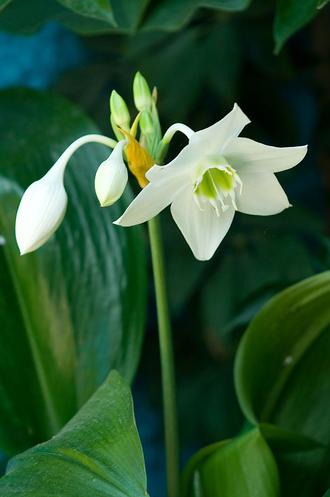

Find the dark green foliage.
[
  {"left": 274, "top": 0, "right": 322, "bottom": 53},
  {"left": 0, "top": 0, "right": 327, "bottom": 52}
]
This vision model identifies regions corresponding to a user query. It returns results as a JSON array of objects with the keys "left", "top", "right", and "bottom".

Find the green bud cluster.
[
  {"left": 133, "top": 72, "right": 162, "bottom": 159},
  {"left": 109, "top": 71, "right": 163, "bottom": 162}
]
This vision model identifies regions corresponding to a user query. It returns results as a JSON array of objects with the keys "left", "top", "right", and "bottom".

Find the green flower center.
[{"left": 195, "top": 167, "right": 235, "bottom": 199}]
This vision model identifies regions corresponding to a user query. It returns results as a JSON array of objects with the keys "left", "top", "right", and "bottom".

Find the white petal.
[
  {"left": 146, "top": 139, "right": 202, "bottom": 183},
  {"left": 15, "top": 164, "right": 67, "bottom": 255},
  {"left": 170, "top": 185, "right": 235, "bottom": 261},
  {"left": 147, "top": 107, "right": 250, "bottom": 184},
  {"left": 224, "top": 137, "right": 307, "bottom": 173},
  {"left": 237, "top": 172, "right": 290, "bottom": 216},
  {"left": 95, "top": 140, "right": 128, "bottom": 207},
  {"left": 114, "top": 174, "right": 185, "bottom": 227},
  {"left": 190, "top": 103, "right": 250, "bottom": 155}
]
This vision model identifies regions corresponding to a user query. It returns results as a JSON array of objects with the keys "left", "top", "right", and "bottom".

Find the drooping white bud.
[
  {"left": 15, "top": 133, "right": 117, "bottom": 255},
  {"left": 15, "top": 160, "right": 67, "bottom": 255},
  {"left": 95, "top": 140, "right": 128, "bottom": 207}
]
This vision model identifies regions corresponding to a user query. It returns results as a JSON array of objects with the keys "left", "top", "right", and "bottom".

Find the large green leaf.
[
  {"left": 0, "top": 371, "right": 149, "bottom": 497},
  {"left": 235, "top": 271, "right": 330, "bottom": 439},
  {"left": 234, "top": 272, "right": 330, "bottom": 495},
  {"left": 182, "top": 428, "right": 280, "bottom": 497},
  {"left": 0, "top": 88, "right": 146, "bottom": 455},
  {"left": 274, "top": 0, "right": 320, "bottom": 53}
]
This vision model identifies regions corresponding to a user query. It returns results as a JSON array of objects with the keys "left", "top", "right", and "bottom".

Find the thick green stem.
[{"left": 148, "top": 216, "right": 179, "bottom": 497}]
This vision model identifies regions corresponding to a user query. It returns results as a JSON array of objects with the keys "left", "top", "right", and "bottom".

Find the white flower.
[
  {"left": 95, "top": 140, "right": 128, "bottom": 207},
  {"left": 115, "top": 104, "right": 308, "bottom": 261},
  {"left": 16, "top": 134, "right": 117, "bottom": 255}
]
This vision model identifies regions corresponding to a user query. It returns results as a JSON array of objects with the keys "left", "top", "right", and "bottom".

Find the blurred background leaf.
[
  {"left": 182, "top": 428, "right": 280, "bottom": 497},
  {"left": 235, "top": 271, "right": 330, "bottom": 495},
  {"left": 0, "top": 0, "right": 116, "bottom": 35},
  {"left": 0, "top": 0, "right": 328, "bottom": 51},
  {"left": 57, "top": 0, "right": 115, "bottom": 24},
  {"left": 0, "top": 0, "right": 251, "bottom": 35},
  {"left": 274, "top": 0, "right": 320, "bottom": 53},
  {"left": 0, "top": 0, "right": 11, "bottom": 12},
  {"left": 0, "top": 371, "right": 148, "bottom": 497},
  {"left": 111, "top": 0, "right": 151, "bottom": 31},
  {"left": 0, "top": 88, "right": 146, "bottom": 456},
  {"left": 141, "top": 0, "right": 251, "bottom": 31}
]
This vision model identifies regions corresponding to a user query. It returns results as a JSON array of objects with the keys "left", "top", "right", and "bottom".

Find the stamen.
[
  {"left": 210, "top": 199, "right": 220, "bottom": 216},
  {"left": 235, "top": 174, "right": 243, "bottom": 194},
  {"left": 229, "top": 190, "right": 238, "bottom": 210},
  {"left": 218, "top": 195, "right": 229, "bottom": 212}
]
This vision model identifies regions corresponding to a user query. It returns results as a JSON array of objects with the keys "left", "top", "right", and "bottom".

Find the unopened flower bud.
[
  {"left": 95, "top": 140, "right": 128, "bottom": 207},
  {"left": 110, "top": 90, "right": 130, "bottom": 130},
  {"left": 133, "top": 72, "right": 152, "bottom": 111},
  {"left": 15, "top": 134, "right": 118, "bottom": 254},
  {"left": 15, "top": 161, "right": 67, "bottom": 255}
]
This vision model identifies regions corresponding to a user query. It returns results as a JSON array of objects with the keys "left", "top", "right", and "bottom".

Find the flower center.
[
  {"left": 195, "top": 168, "right": 235, "bottom": 198},
  {"left": 194, "top": 159, "right": 242, "bottom": 215}
]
